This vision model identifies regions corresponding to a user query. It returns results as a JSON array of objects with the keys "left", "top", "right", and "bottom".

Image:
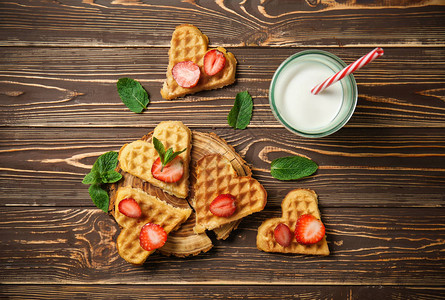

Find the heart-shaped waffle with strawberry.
[
  {"left": 118, "top": 121, "right": 192, "bottom": 199},
  {"left": 161, "top": 24, "right": 237, "bottom": 100},
  {"left": 256, "top": 189, "right": 329, "bottom": 255},
  {"left": 192, "top": 154, "right": 267, "bottom": 233},
  {"left": 114, "top": 187, "right": 192, "bottom": 265}
]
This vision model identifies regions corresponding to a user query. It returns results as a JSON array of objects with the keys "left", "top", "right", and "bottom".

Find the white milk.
[{"left": 273, "top": 60, "right": 343, "bottom": 133}]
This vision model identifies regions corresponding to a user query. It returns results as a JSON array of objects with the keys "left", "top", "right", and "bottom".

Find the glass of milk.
[{"left": 269, "top": 50, "right": 358, "bottom": 138}]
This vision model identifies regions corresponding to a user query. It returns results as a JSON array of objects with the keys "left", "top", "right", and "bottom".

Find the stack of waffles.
[{"left": 112, "top": 121, "right": 267, "bottom": 265}]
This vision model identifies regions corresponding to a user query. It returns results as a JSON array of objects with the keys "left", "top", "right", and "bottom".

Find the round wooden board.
[{"left": 109, "top": 130, "right": 251, "bottom": 258}]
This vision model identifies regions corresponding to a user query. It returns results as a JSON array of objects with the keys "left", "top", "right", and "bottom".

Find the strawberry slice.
[
  {"left": 295, "top": 214, "right": 325, "bottom": 245},
  {"left": 209, "top": 194, "right": 236, "bottom": 217},
  {"left": 139, "top": 223, "right": 167, "bottom": 251},
  {"left": 274, "top": 223, "right": 293, "bottom": 247},
  {"left": 204, "top": 49, "right": 226, "bottom": 76},
  {"left": 172, "top": 61, "right": 201, "bottom": 88},
  {"left": 151, "top": 156, "right": 184, "bottom": 183},
  {"left": 118, "top": 198, "right": 142, "bottom": 218}
]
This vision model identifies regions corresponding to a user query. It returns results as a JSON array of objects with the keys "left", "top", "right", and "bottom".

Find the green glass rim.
[{"left": 269, "top": 50, "right": 358, "bottom": 138}]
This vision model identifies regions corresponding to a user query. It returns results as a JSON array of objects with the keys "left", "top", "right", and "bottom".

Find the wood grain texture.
[
  {"left": 1, "top": 127, "right": 444, "bottom": 208},
  {"left": 0, "top": 47, "right": 444, "bottom": 128},
  {"left": 1, "top": 1, "right": 444, "bottom": 296},
  {"left": 0, "top": 207, "right": 444, "bottom": 285},
  {"left": 1, "top": 285, "right": 445, "bottom": 300},
  {"left": 0, "top": 0, "right": 444, "bottom": 47}
]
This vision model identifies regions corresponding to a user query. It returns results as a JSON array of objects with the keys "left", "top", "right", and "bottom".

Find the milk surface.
[{"left": 274, "top": 60, "right": 343, "bottom": 133}]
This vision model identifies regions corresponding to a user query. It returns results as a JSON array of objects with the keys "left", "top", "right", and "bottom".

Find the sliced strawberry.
[
  {"left": 295, "top": 214, "right": 325, "bottom": 245},
  {"left": 203, "top": 49, "right": 226, "bottom": 76},
  {"left": 274, "top": 223, "right": 293, "bottom": 247},
  {"left": 151, "top": 156, "right": 184, "bottom": 183},
  {"left": 118, "top": 198, "right": 142, "bottom": 218},
  {"left": 139, "top": 223, "right": 167, "bottom": 251},
  {"left": 172, "top": 61, "right": 201, "bottom": 88},
  {"left": 209, "top": 194, "right": 236, "bottom": 217}
]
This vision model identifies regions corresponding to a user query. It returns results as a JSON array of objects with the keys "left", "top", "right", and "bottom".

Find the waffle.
[
  {"left": 192, "top": 154, "right": 267, "bottom": 234},
  {"left": 161, "top": 24, "right": 237, "bottom": 100},
  {"left": 114, "top": 187, "right": 192, "bottom": 265},
  {"left": 118, "top": 121, "right": 192, "bottom": 199},
  {"left": 256, "top": 189, "right": 329, "bottom": 255}
]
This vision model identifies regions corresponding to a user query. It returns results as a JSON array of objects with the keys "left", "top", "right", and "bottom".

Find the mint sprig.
[
  {"left": 228, "top": 91, "right": 253, "bottom": 129},
  {"left": 88, "top": 184, "right": 110, "bottom": 212},
  {"left": 270, "top": 156, "right": 318, "bottom": 181},
  {"left": 153, "top": 136, "right": 186, "bottom": 170},
  {"left": 82, "top": 151, "right": 122, "bottom": 212},
  {"left": 117, "top": 78, "right": 149, "bottom": 113}
]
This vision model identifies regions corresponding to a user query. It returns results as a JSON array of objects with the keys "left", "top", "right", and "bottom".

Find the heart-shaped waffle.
[
  {"left": 114, "top": 187, "right": 192, "bottom": 265},
  {"left": 192, "top": 154, "right": 267, "bottom": 233},
  {"left": 118, "top": 121, "right": 192, "bottom": 199},
  {"left": 161, "top": 24, "right": 237, "bottom": 100},
  {"left": 256, "top": 189, "right": 329, "bottom": 255}
]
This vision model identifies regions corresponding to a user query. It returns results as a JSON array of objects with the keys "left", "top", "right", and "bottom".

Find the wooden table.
[{"left": 1, "top": 1, "right": 444, "bottom": 298}]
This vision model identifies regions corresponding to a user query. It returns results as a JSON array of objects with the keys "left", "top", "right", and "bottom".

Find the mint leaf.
[
  {"left": 228, "top": 91, "right": 253, "bottom": 129},
  {"left": 152, "top": 137, "right": 165, "bottom": 163},
  {"left": 89, "top": 184, "right": 109, "bottom": 212},
  {"left": 93, "top": 151, "right": 119, "bottom": 174},
  {"left": 163, "top": 148, "right": 173, "bottom": 165},
  {"left": 117, "top": 77, "right": 149, "bottom": 113},
  {"left": 164, "top": 148, "right": 186, "bottom": 165},
  {"left": 152, "top": 136, "right": 186, "bottom": 167},
  {"left": 83, "top": 151, "right": 120, "bottom": 212},
  {"left": 101, "top": 170, "right": 122, "bottom": 183},
  {"left": 271, "top": 156, "right": 318, "bottom": 181},
  {"left": 82, "top": 170, "right": 100, "bottom": 185}
]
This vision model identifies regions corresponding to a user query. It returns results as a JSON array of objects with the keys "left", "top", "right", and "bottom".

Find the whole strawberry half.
[
  {"left": 139, "top": 223, "right": 167, "bottom": 251},
  {"left": 151, "top": 156, "right": 184, "bottom": 183},
  {"left": 274, "top": 223, "right": 293, "bottom": 247},
  {"left": 294, "top": 214, "right": 325, "bottom": 245},
  {"left": 204, "top": 49, "right": 226, "bottom": 76},
  {"left": 209, "top": 194, "right": 236, "bottom": 217},
  {"left": 172, "top": 61, "right": 201, "bottom": 88},
  {"left": 118, "top": 198, "right": 142, "bottom": 218}
]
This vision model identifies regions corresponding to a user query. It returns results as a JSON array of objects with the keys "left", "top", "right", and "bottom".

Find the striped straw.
[{"left": 311, "top": 47, "right": 384, "bottom": 95}]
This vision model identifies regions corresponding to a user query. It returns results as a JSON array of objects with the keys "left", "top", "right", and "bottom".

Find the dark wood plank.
[
  {"left": 0, "top": 0, "right": 444, "bottom": 47},
  {"left": 1, "top": 47, "right": 444, "bottom": 128},
  {"left": 1, "top": 127, "right": 444, "bottom": 207},
  {"left": 1, "top": 284, "right": 445, "bottom": 300},
  {"left": 0, "top": 207, "right": 443, "bottom": 285}
]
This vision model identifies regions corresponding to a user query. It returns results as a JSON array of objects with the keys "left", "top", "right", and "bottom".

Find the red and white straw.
[{"left": 311, "top": 47, "right": 384, "bottom": 95}]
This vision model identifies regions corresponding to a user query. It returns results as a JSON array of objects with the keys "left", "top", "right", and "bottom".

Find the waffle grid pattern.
[
  {"left": 193, "top": 154, "right": 267, "bottom": 233},
  {"left": 256, "top": 189, "right": 329, "bottom": 255}
]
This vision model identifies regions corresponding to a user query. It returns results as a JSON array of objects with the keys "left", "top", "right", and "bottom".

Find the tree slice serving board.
[{"left": 108, "top": 130, "right": 251, "bottom": 258}]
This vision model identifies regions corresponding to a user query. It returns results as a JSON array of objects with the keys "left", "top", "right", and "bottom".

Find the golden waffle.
[
  {"left": 118, "top": 121, "right": 192, "bottom": 199},
  {"left": 114, "top": 187, "right": 192, "bottom": 265},
  {"left": 256, "top": 189, "right": 329, "bottom": 255},
  {"left": 161, "top": 24, "right": 237, "bottom": 100},
  {"left": 192, "top": 154, "right": 267, "bottom": 234}
]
